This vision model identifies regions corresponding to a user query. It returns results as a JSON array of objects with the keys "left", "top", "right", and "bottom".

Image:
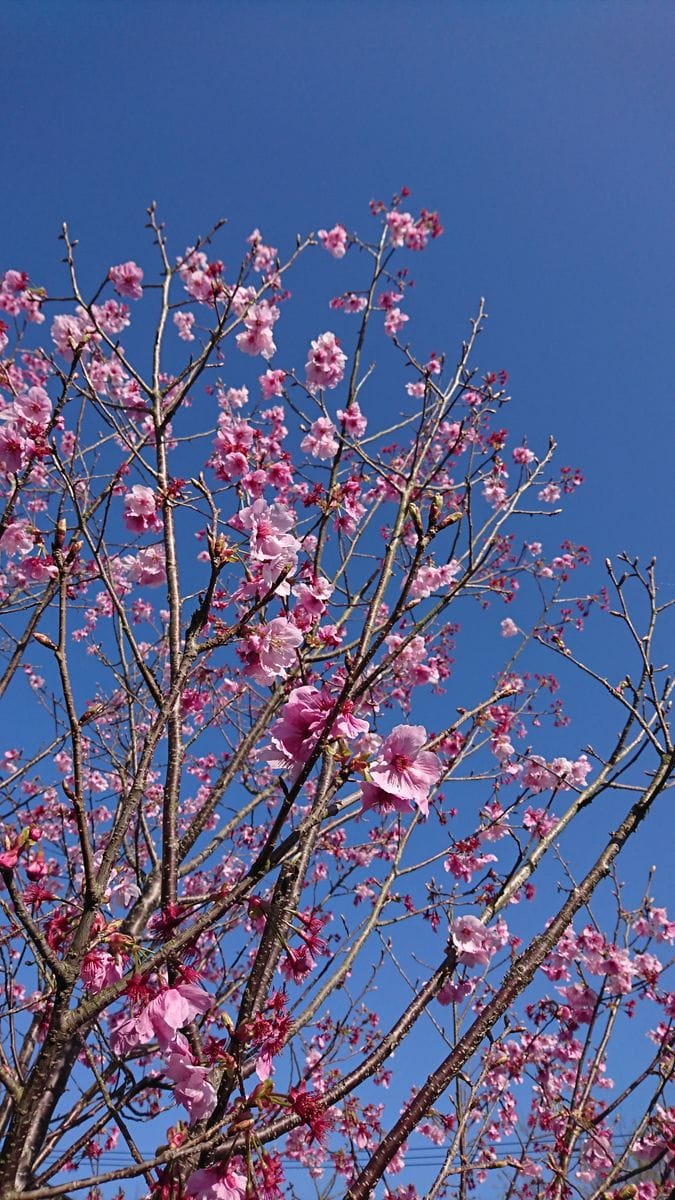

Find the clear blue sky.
[
  {"left": 2, "top": 0, "right": 674, "bottom": 583},
  {"left": 2, "top": 4, "right": 674, "bottom": 1193}
]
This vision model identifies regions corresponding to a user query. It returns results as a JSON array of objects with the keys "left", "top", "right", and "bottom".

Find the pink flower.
[
  {"left": 109, "top": 261, "right": 143, "bottom": 300},
  {"left": 513, "top": 445, "right": 535, "bottom": 465},
  {"left": 264, "top": 685, "right": 369, "bottom": 767},
  {"left": 142, "top": 982, "right": 213, "bottom": 1051},
  {"left": 318, "top": 224, "right": 348, "bottom": 258},
  {"left": 360, "top": 781, "right": 416, "bottom": 816},
  {"left": 301, "top": 417, "right": 339, "bottom": 460},
  {"left": 437, "top": 978, "right": 475, "bottom": 1006},
  {"left": 51, "top": 311, "right": 98, "bottom": 360},
  {"left": 365, "top": 725, "right": 441, "bottom": 817},
  {"left": 0, "top": 427, "right": 26, "bottom": 475},
  {"left": 186, "top": 1162, "right": 247, "bottom": 1200},
  {"left": 305, "top": 331, "right": 347, "bottom": 391},
  {"left": 451, "top": 914, "right": 508, "bottom": 968},
  {"left": 235, "top": 300, "right": 279, "bottom": 360},
  {"left": 336, "top": 401, "right": 367, "bottom": 437},
  {"left": 127, "top": 545, "right": 166, "bottom": 587},
  {"left": 232, "top": 498, "right": 300, "bottom": 564},
  {"left": 247, "top": 228, "right": 277, "bottom": 275},
  {"left": 538, "top": 482, "right": 561, "bottom": 503},
  {"left": 92, "top": 299, "right": 130, "bottom": 334},
  {"left": 342, "top": 293, "right": 367, "bottom": 313},
  {"left": 173, "top": 311, "right": 195, "bottom": 341},
  {"left": 386, "top": 211, "right": 417, "bottom": 247},
  {"left": 241, "top": 617, "right": 303, "bottom": 684},
  {"left": 122, "top": 485, "right": 159, "bottom": 533},
  {"left": 12, "top": 386, "right": 52, "bottom": 429},
  {"left": 521, "top": 755, "right": 558, "bottom": 793},
  {"left": 384, "top": 307, "right": 409, "bottom": 338},
  {"left": 0, "top": 519, "right": 34, "bottom": 557},
  {"left": 80, "top": 950, "right": 124, "bottom": 994},
  {"left": 259, "top": 368, "right": 286, "bottom": 399},
  {"left": 409, "top": 561, "right": 459, "bottom": 600},
  {"left": 165, "top": 1049, "right": 217, "bottom": 1123},
  {"left": 500, "top": 618, "right": 518, "bottom": 637},
  {"left": 406, "top": 381, "right": 426, "bottom": 398}
]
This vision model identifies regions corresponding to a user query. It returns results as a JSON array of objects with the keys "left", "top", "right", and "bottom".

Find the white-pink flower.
[
  {"left": 305, "top": 331, "right": 347, "bottom": 391},
  {"left": 500, "top": 617, "right": 518, "bottom": 638}
]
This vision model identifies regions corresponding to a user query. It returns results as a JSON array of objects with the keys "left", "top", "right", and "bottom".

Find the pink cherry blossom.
[
  {"left": 301, "top": 417, "right": 339, "bottom": 460},
  {"left": 127, "top": 545, "right": 167, "bottom": 587},
  {"left": 92, "top": 299, "right": 130, "bottom": 335},
  {"left": 0, "top": 519, "right": 34, "bottom": 557},
  {"left": 232, "top": 498, "right": 301, "bottom": 564},
  {"left": 500, "top": 617, "right": 518, "bottom": 637},
  {"left": 50, "top": 311, "right": 98, "bottom": 360},
  {"left": 109, "top": 261, "right": 144, "bottom": 300},
  {"left": 264, "top": 685, "right": 369, "bottom": 767},
  {"left": 122, "top": 485, "right": 159, "bottom": 533},
  {"left": 0, "top": 427, "right": 26, "bottom": 476},
  {"left": 384, "top": 308, "right": 409, "bottom": 338},
  {"left": 451, "top": 914, "right": 509, "bottom": 968},
  {"left": 241, "top": 617, "right": 303, "bottom": 684},
  {"left": 538, "top": 482, "right": 561, "bottom": 503},
  {"left": 235, "top": 300, "right": 279, "bottom": 360},
  {"left": 165, "top": 1047, "right": 217, "bottom": 1123},
  {"left": 305, "top": 331, "right": 347, "bottom": 391},
  {"left": 173, "top": 311, "right": 195, "bottom": 341},
  {"left": 186, "top": 1162, "right": 247, "bottom": 1200},
  {"left": 80, "top": 950, "right": 124, "bottom": 994},
  {"left": 521, "top": 755, "right": 558, "bottom": 793},
  {"left": 366, "top": 725, "right": 441, "bottom": 817},
  {"left": 259, "top": 368, "right": 286, "bottom": 399},
  {"left": 409, "top": 560, "right": 459, "bottom": 600},
  {"left": 13, "top": 386, "right": 52, "bottom": 429},
  {"left": 318, "top": 224, "right": 348, "bottom": 258},
  {"left": 336, "top": 401, "right": 367, "bottom": 437}
]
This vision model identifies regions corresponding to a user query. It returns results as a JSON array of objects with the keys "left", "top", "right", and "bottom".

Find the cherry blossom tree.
[{"left": 0, "top": 193, "right": 672, "bottom": 1200}]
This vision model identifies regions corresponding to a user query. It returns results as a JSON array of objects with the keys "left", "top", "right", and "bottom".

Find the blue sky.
[
  {"left": 3, "top": 0, "right": 674, "bottom": 571},
  {"left": 2, "top": 3, "right": 674, "bottom": 1193}
]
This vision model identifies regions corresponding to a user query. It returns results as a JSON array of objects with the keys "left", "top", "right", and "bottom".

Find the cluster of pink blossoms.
[
  {"left": 305, "top": 330, "right": 347, "bottom": 391},
  {"left": 318, "top": 223, "right": 348, "bottom": 258},
  {"left": 448, "top": 913, "right": 510, "bottom": 970},
  {"left": 108, "top": 260, "right": 144, "bottom": 300},
  {"left": 122, "top": 484, "right": 161, "bottom": 534},
  {"left": 0, "top": 269, "right": 44, "bottom": 327},
  {"left": 0, "top": 384, "right": 52, "bottom": 487},
  {"left": 262, "top": 685, "right": 369, "bottom": 772},
  {"left": 109, "top": 979, "right": 215, "bottom": 1124}
]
